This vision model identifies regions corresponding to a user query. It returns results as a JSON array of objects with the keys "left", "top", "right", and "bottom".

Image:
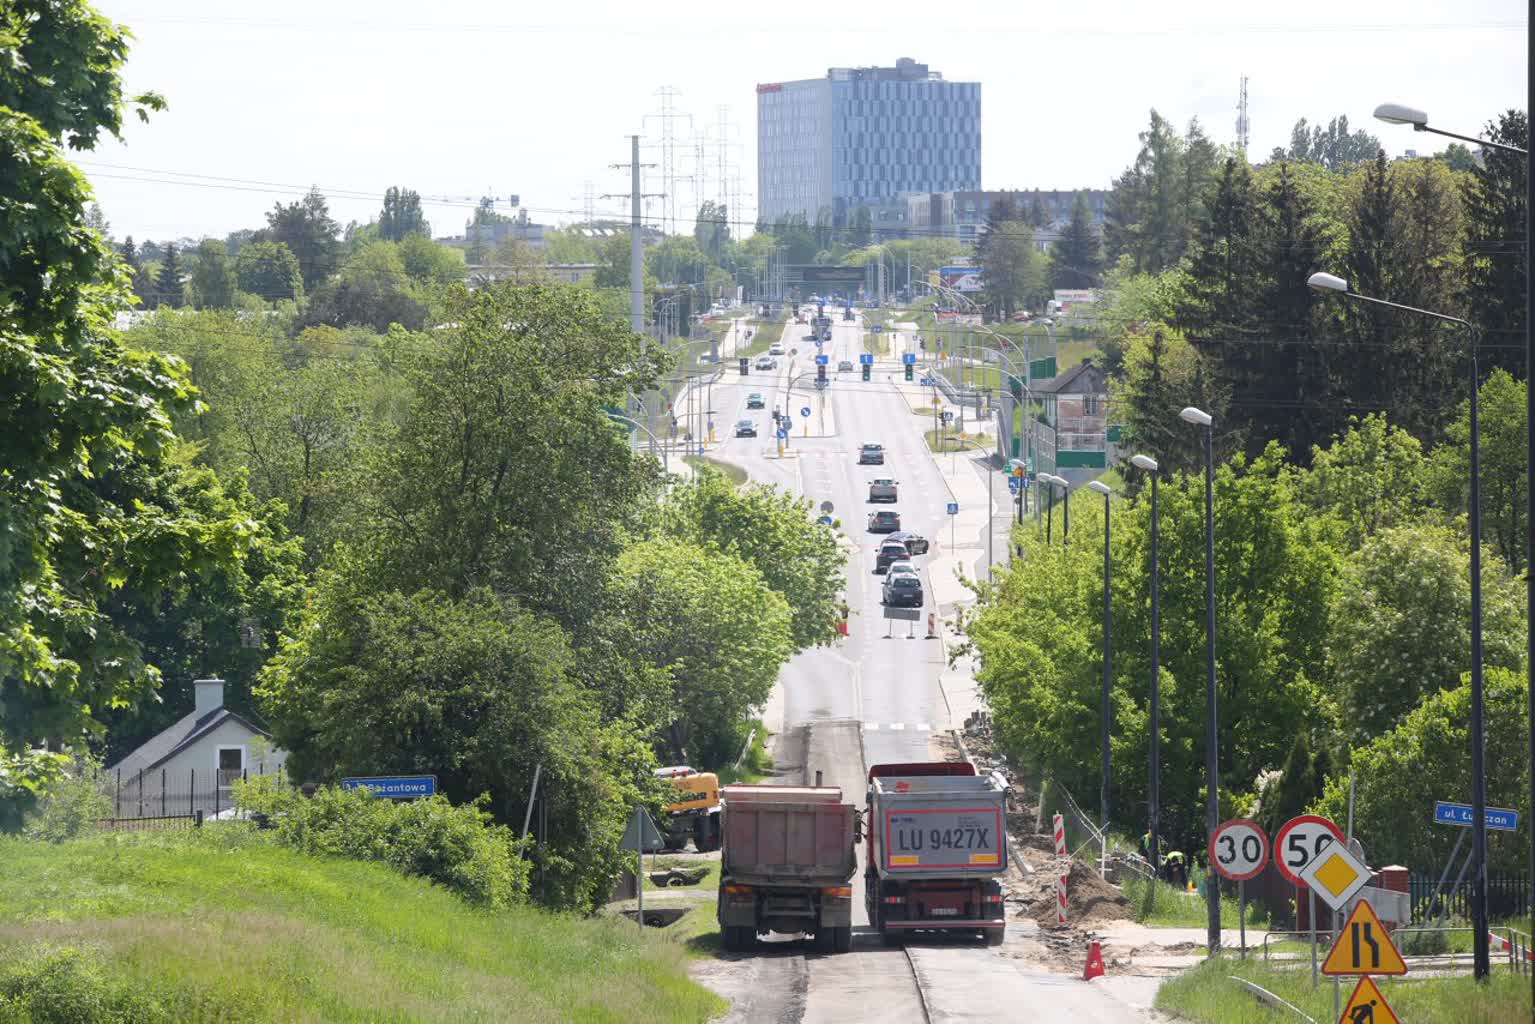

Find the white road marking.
[
  {"left": 889, "top": 722, "right": 906, "bottom": 731},
  {"left": 865, "top": 723, "right": 880, "bottom": 730}
]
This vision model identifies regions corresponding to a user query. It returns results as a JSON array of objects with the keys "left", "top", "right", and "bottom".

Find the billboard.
[
  {"left": 794, "top": 265, "right": 866, "bottom": 284},
  {"left": 939, "top": 266, "right": 985, "bottom": 293},
  {"left": 1052, "top": 289, "right": 1097, "bottom": 310}
]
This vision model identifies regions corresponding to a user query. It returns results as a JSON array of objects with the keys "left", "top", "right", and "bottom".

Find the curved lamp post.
[{"left": 1309, "top": 270, "right": 1492, "bottom": 979}]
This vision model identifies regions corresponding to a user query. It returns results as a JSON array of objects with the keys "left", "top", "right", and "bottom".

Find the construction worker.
[
  {"left": 1161, "top": 848, "right": 1188, "bottom": 891},
  {"left": 1139, "top": 830, "right": 1159, "bottom": 868}
]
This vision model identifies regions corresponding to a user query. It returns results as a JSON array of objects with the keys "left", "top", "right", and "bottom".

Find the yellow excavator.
[{"left": 654, "top": 766, "right": 722, "bottom": 852}]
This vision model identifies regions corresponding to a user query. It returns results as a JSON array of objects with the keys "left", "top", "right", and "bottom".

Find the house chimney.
[{"left": 194, "top": 678, "right": 225, "bottom": 720}]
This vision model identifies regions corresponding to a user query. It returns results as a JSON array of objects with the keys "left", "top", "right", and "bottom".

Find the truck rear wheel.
[
  {"left": 832, "top": 926, "right": 852, "bottom": 953},
  {"left": 722, "top": 926, "right": 754, "bottom": 952}
]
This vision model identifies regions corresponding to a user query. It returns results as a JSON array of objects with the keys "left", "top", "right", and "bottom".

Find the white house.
[{"left": 105, "top": 678, "right": 287, "bottom": 818}]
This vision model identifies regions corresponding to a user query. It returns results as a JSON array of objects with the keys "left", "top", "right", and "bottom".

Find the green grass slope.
[{"left": 0, "top": 831, "right": 723, "bottom": 1023}]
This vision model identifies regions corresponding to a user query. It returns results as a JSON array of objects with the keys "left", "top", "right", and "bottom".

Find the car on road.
[
  {"left": 746, "top": 392, "right": 765, "bottom": 409},
  {"left": 755, "top": 356, "right": 776, "bottom": 370},
  {"left": 882, "top": 573, "right": 924, "bottom": 608},
  {"left": 769, "top": 343, "right": 785, "bottom": 356},
  {"left": 821, "top": 330, "right": 833, "bottom": 341},
  {"left": 888, "top": 531, "right": 930, "bottom": 556},
  {"left": 868, "top": 478, "right": 898, "bottom": 502},
  {"left": 867, "top": 510, "right": 901, "bottom": 533},
  {"left": 734, "top": 419, "right": 757, "bottom": 438},
  {"left": 857, "top": 443, "right": 884, "bottom": 465},
  {"left": 886, "top": 560, "right": 918, "bottom": 579},
  {"left": 837, "top": 359, "right": 854, "bottom": 372},
  {"left": 875, "top": 540, "right": 912, "bottom": 574}
]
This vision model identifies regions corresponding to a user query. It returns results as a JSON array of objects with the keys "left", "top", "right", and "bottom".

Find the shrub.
[
  {"left": 234, "top": 778, "right": 529, "bottom": 908},
  {"left": 0, "top": 942, "right": 245, "bottom": 1023},
  {"left": 22, "top": 757, "right": 111, "bottom": 843}
]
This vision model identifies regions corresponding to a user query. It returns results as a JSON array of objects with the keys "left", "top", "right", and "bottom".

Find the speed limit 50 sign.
[
  {"left": 1208, "top": 819, "right": 1269, "bottom": 882},
  {"left": 1274, "top": 814, "right": 1345, "bottom": 886}
]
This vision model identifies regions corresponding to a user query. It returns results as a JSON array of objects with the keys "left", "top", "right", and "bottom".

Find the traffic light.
[
  {"left": 861, "top": 363, "right": 871, "bottom": 382},
  {"left": 904, "top": 363, "right": 914, "bottom": 382},
  {"left": 816, "top": 365, "right": 827, "bottom": 385},
  {"left": 739, "top": 357, "right": 749, "bottom": 375}
]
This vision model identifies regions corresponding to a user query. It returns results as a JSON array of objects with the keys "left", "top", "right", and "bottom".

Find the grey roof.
[
  {"left": 106, "top": 707, "right": 271, "bottom": 778},
  {"left": 1036, "top": 360, "right": 1106, "bottom": 396}
]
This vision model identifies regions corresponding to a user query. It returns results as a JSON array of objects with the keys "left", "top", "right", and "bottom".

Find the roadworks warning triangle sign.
[
  {"left": 1337, "top": 975, "right": 1399, "bottom": 1024},
  {"left": 1322, "top": 900, "right": 1407, "bottom": 977}
]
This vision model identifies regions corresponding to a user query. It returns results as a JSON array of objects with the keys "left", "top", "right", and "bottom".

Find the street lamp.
[
  {"left": 1373, "top": 103, "right": 1528, "bottom": 155},
  {"left": 1087, "top": 479, "right": 1113, "bottom": 869},
  {"left": 1308, "top": 270, "right": 1492, "bottom": 979},
  {"left": 1130, "top": 453, "right": 1161, "bottom": 885},
  {"left": 1039, "top": 473, "right": 1066, "bottom": 545},
  {"left": 1178, "top": 404, "right": 1220, "bottom": 958}
]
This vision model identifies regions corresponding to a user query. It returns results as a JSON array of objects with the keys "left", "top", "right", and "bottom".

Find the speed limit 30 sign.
[
  {"left": 1274, "top": 814, "right": 1345, "bottom": 886},
  {"left": 1209, "top": 819, "right": 1269, "bottom": 882}
]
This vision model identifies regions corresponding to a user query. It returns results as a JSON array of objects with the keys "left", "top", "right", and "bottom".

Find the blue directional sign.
[
  {"left": 860, "top": 353, "right": 874, "bottom": 365},
  {"left": 800, "top": 406, "right": 812, "bottom": 418},
  {"left": 920, "top": 377, "right": 936, "bottom": 387},
  {"left": 946, "top": 502, "right": 959, "bottom": 515},
  {"left": 776, "top": 428, "right": 789, "bottom": 440},
  {"left": 1434, "top": 801, "right": 1520, "bottom": 831},
  {"left": 341, "top": 775, "right": 437, "bottom": 800},
  {"left": 902, "top": 353, "right": 917, "bottom": 365},
  {"left": 1007, "top": 477, "right": 1022, "bottom": 495},
  {"left": 815, "top": 354, "right": 829, "bottom": 366}
]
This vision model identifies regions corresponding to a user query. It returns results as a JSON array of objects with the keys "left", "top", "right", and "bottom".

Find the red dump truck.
[
  {"left": 716, "top": 783, "right": 860, "bottom": 953},
  {"left": 865, "top": 762, "right": 1009, "bottom": 945}
]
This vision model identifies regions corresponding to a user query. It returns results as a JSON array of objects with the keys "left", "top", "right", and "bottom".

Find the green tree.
[
  {"left": 156, "top": 241, "right": 183, "bottom": 307},
  {"left": 1274, "top": 115, "right": 1381, "bottom": 170},
  {"left": 1461, "top": 110, "right": 1528, "bottom": 379},
  {"left": 1048, "top": 191, "right": 1103, "bottom": 290},
  {"left": 610, "top": 538, "right": 793, "bottom": 764},
  {"left": 1027, "top": 195, "right": 1048, "bottom": 228},
  {"left": 1296, "top": 414, "right": 1430, "bottom": 549},
  {"left": 0, "top": 0, "right": 259, "bottom": 820},
  {"left": 1438, "top": 143, "right": 1477, "bottom": 172},
  {"left": 266, "top": 187, "right": 341, "bottom": 291},
  {"left": 1328, "top": 522, "right": 1525, "bottom": 743},
  {"left": 848, "top": 205, "right": 873, "bottom": 247},
  {"left": 378, "top": 185, "right": 429, "bottom": 241},
  {"left": 976, "top": 198, "right": 1039, "bottom": 320},
  {"left": 235, "top": 240, "right": 302, "bottom": 302},
  {"left": 1315, "top": 667, "right": 1530, "bottom": 872},
  {"left": 1428, "top": 369, "right": 1528, "bottom": 571},
  {"left": 397, "top": 232, "right": 464, "bottom": 286},
  {"left": 301, "top": 241, "right": 426, "bottom": 332},
  {"left": 188, "top": 238, "right": 236, "bottom": 308},
  {"left": 693, "top": 200, "right": 730, "bottom": 262},
  {"left": 1112, "top": 325, "right": 1226, "bottom": 477},
  {"left": 258, "top": 581, "right": 658, "bottom": 911},
  {"left": 662, "top": 470, "right": 847, "bottom": 650},
  {"left": 1105, "top": 111, "right": 1192, "bottom": 274}
]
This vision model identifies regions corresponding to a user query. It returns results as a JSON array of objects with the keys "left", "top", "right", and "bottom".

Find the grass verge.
[
  {"left": 1156, "top": 956, "right": 1529, "bottom": 1023},
  {"left": 924, "top": 427, "right": 988, "bottom": 453},
  {"left": 0, "top": 830, "right": 724, "bottom": 1023},
  {"left": 683, "top": 454, "right": 747, "bottom": 487},
  {"left": 1121, "top": 874, "right": 1271, "bottom": 930},
  {"left": 717, "top": 720, "right": 773, "bottom": 786}
]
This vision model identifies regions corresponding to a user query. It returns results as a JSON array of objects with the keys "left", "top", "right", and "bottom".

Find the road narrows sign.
[
  {"left": 1298, "top": 839, "right": 1371, "bottom": 911},
  {"left": 1322, "top": 900, "right": 1407, "bottom": 977},
  {"left": 1209, "top": 819, "right": 1269, "bottom": 882},
  {"left": 1275, "top": 814, "right": 1344, "bottom": 886},
  {"left": 1337, "top": 975, "right": 1400, "bottom": 1024}
]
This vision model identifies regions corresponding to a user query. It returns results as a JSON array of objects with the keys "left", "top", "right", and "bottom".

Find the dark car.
[
  {"left": 867, "top": 510, "right": 901, "bottom": 533},
  {"left": 858, "top": 443, "right": 884, "bottom": 465},
  {"left": 875, "top": 540, "right": 911, "bottom": 574},
  {"left": 735, "top": 419, "right": 757, "bottom": 438},
  {"left": 745, "top": 392, "right": 765, "bottom": 409},
  {"left": 868, "top": 478, "right": 898, "bottom": 502},
  {"left": 882, "top": 573, "right": 924, "bottom": 608},
  {"left": 888, "top": 531, "right": 930, "bottom": 555}
]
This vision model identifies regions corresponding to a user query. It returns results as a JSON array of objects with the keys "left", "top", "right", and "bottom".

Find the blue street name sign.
[
  {"left": 815, "top": 354, "right": 829, "bottom": 365},
  {"left": 946, "top": 502, "right": 959, "bottom": 515},
  {"left": 800, "top": 406, "right": 812, "bottom": 417},
  {"left": 1433, "top": 801, "right": 1520, "bottom": 831},
  {"left": 860, "top": 353, "right": 874, "bottom": 365},
  {"left": 341, "top": 775, "right": 437, "bottom": 800},
  {"left": 920, "top": 377, "right": 935, "bottom": 387},
  {"left": 902, "top": 353, "right": 917, "bottom": 365}
]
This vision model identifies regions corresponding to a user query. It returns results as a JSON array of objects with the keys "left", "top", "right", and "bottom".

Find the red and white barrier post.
[{"left": 1053, "top": 812, "right": 1068, "bottom": 926}]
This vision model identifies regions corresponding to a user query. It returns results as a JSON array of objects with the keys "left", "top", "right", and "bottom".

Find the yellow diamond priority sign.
[
  {"left": 1337, "top": 975, "right": 1399, "bottom": 1024},
  {"left": 1299, "top": 839, "right": 1370, "bottom": 911},
  {"left": 1323, "top": 899, "right": 1407, "bottom": 977}
]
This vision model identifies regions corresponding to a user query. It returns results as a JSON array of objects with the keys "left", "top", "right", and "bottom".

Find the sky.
[{"left": 84, "top": 0, "right": 1528, "bottom": 244}]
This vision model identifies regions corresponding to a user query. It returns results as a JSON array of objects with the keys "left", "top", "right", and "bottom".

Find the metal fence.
[
  {"left": 97, "top": 764, "right": 287, "bottom": 821},
  {"left": 1410, "top": 872, "right": 1530, "bottom": 922},
  {"left": 97, "top": 811, "right": 204, "bottom": 832}
]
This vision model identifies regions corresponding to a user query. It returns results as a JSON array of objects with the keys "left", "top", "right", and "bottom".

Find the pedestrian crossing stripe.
[
  {"left": 1337, "top": 975, "right": 1398, "bottom": 1024},
  {"left": 862, "top": 723, "right": 932, "bottom": 731}
]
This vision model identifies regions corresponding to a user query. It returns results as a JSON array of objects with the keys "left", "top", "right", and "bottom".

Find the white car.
[
  {"left": 887, "top": 560, "right": 919, "bottom": 578},
  {"left": 768, "top": 343, "right": 785, "bottom": 356},
  {"left": 755, "top": 356, "right": 776, "bottom": 370}
]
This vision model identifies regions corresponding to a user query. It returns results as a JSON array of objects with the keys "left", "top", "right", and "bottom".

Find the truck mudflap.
[{"left": 870, "top": 877, "right": 1006, "bottom": 940}]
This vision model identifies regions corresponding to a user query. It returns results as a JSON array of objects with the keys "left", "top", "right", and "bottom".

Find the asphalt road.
[{"left": 695, "top": 308, "right": 1156, "bottom": 1024}]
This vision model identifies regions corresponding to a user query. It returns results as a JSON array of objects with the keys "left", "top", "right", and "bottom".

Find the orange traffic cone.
[{"left": 1082, "top": 941, "right": 1106, "bottom": 981}]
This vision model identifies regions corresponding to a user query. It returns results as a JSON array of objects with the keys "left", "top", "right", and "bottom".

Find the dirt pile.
[{"left": 1024, "top": 858, "right": 1133, "bottom": 928}]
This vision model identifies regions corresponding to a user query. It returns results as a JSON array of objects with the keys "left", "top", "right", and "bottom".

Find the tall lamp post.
[
  {"left": 1178, "top": 405, "right": 1220, "bottom": 957},
  {"left": 1308, "top": 270, "right": 1491, "bottom": 978},
  {"left": 1087, "top": 479, "right": 1114, "bottom": 871},
  {"left": 1039, "top": 473, "right": 1066, "bottom": 545},
  {"left": 1130, "top": 454, "right": 1161, "bottom": 881},
  {"left": 1373, "top": 105, "right": 1531, "bottom": 979}
]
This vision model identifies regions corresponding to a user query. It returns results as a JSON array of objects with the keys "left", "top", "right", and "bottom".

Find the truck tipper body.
[
  {"left": 716, "top": 784, "right": 859, "bottom": 953},
  {"left": 865, "top": 762, "right": 1009, "bottom": 944}
]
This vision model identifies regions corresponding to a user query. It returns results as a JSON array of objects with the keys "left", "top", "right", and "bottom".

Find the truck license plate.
[{"left": 929, "top": 907, "right": 958, "bottom": 916}]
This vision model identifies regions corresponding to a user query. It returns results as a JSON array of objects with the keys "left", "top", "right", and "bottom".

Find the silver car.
[
  {"left": 868, "top": 478, "right": 898, "bottom": 503},
  {"left": 887, "top": 560, "right": 919, "bottom": 579}
]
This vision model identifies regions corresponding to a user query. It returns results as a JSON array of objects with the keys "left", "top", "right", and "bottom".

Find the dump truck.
[
  {"left": 865, "top": 762, "right": 1009, "bottom": 945},
  {"left": 716, "top": 783, "right": 860, "bottom": 953},
  {"left": 653, "top": 766, "right": 721, "bottom": 852}
]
